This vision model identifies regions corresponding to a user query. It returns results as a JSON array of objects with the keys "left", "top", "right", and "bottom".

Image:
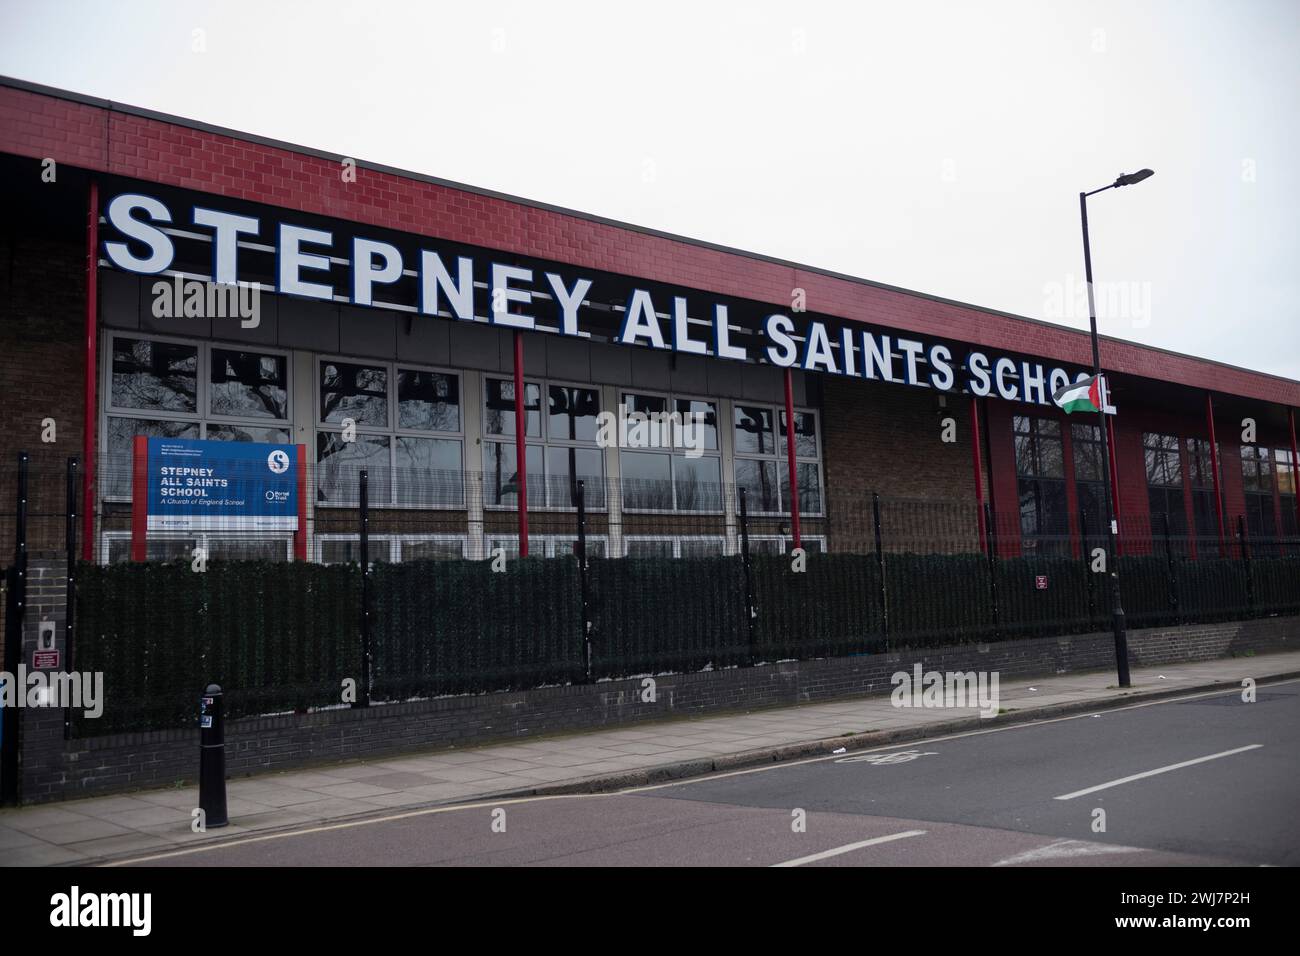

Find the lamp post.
[{"left": 1079, "top": 167, "right": 1153, "bottom": 688}]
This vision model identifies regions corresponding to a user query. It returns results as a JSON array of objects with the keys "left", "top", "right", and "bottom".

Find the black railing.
[{"left": 0, "top": 456, "right": 1297, "bottom": 736}]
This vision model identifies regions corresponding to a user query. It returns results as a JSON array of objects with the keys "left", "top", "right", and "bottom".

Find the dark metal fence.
[{"left": 1, "top": 455, "right": 1297, "bottom": 736}]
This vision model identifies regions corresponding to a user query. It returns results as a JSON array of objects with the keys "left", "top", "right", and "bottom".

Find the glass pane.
[
  {"left": 397, "top": 370, "right": 460, "bottom": 432},
  {"left": 1037, "top": 419, "right": 1061, "bottom": 437},
  {"left": 395, "top": 436, "right": 463, "bottom": 507},
  {"left": 781, "top": 461, "right": 823, "bottom": 515},
  {"left": 622, "top": 393, "right": 669, "bottom": 450},
  {"left": 735, "top": 458, "right": 779, "bottom": 513},
  {"left": 399, "top": 539, "right": 464, "bottom": 561},
  {"left": 485, "top": 537, "right": 521, "bottom": 561},
  {"left": 620, "top": 451, "right": 673, "bottom": 510},
  {"left": 545, "top": 446, "right": 605, "bottom": 509},
  {"left": 111, "top": 338, "right": 198, "bottom": 412},
  {"left": 673, "top": 454, "right": 722, "bottom": 512},
  {"left": 104, "top": 417, "right": 199, "bottom": 498},
  {"left": 208, "top": 538, "right": 289, "bottom": 561},
  {"left": 1073, "top": 439, "right": 1103, "bottom": 482},
  {"left": 207, "top": 424, "right": 291, "bottom": 444},
  {"left": 734, "top": 406, "right": 776, "bottom": 456},
  {"left": 679, "top": 538, "right": 725, "bottom": 558},
  {"left": 321, "top": 361, "right": 387, "bottom": 426},
  {"left": 210, "top": 349, "right": 287, "bottom": 420},
  {"left": 676, "top": 399, "right": 718, "bottom": 451},
  {"left": 625, "top": 538, "right": 673, "bottom": 558},
  {"left": 548, "top": 384, "right": 600, "bottom": 442},
  {"left": 1015, "top": 435, "right": 1035, "bottom": 478},
  {"left": 1038, "top": 437, "right": 1064, "bottom": 479},
  {"left": 483, "top": 442, "right": 543, "bottom": 507},
  {"left": 780, "top": 410, "right": 818, "bottom": 458},
  {"left": 146, "top": 537, "right": 199, "bottom": 562},
  {"left": 320, "top": 538, "right": 366, "bottom": 565},
  {"left": 1012, "top": 415, "right": 1031, "bottom": 434},
  {"left": 484, "top": 378, "right": 541, "bottom": 437},
  {"left": 316, "top": 431, "right": 390, "bottom": 505},
  {"left": 552, "top": 538, "right": 606, "bottom": 559}
]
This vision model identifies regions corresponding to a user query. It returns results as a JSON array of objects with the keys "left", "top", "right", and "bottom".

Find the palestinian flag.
[{"left": 1053, "top": 374, "right": 1104, "bottom": 414}]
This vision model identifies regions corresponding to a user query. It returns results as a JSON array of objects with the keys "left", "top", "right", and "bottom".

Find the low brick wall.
[{"left": 18, "top": 613, "right": 1296, "bottom": 804}]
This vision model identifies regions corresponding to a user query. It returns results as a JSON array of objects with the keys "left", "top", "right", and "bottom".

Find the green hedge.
[
  {"left": 72, "top": 545, "right": 1299, "bottom": 735},
  {"left": 75, "top": 560, "right": 358, "bottom": 734}
]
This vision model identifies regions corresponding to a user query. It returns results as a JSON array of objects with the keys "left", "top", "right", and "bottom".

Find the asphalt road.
[{"left": 117, "top": 680, "right": 1300, "bottom": 867}]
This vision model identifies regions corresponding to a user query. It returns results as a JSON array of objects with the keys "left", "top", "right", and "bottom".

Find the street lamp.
[{"left": 1079, "top": 168, "right": 1154, "bottom": 688}]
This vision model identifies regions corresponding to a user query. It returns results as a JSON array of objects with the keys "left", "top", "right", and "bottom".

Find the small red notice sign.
[
  {"left": 32, "top": 650, "right": 60, "bottom": 669},
  {"left": 1035, "top": 575, "right": 1048, "bottom": 590}
]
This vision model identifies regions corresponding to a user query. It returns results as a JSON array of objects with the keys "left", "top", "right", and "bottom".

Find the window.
[
  {"left": 1071, "top": 423, "right": 1107, "bottom": 539},
  {"left": 101, "top": 531, "right": 292, "bottom": 564},
  {"left": 1240, "top": 446, "right": 1275, "bottom": 539},
  {"left": 1277, "top": 449, "right": 1297, "bottom": 539},
  {"left": 484, "top": 535, "right": 608, "bottom": 559},
  {"left": 316, "top": 359, "right": 463, "bottom": 508},
  {"left": 747, "top": 535, "right": 826, "bottom": 556},
  {"left": 483, "top": 378, "right": 604, "bottom": 510},
  {"left": 1014, "top": 416, "right": 1067, "bottom": 546},
  {"left": 623, "top": 536, "right": 727, "bottom": 558},
  {"left": 1186, "top": 438, "right": 1225, "bottom": 540},
  {"left": 1143, "top": 433, "right": 1187, "bottom": 534},
  {"left": 733, "top": 405, "right": 823, "bottom": 516},
  {"left": 103, "top": 334, "right": 291, "bottom": 500},
  {"left": 619, "top": 392, "right": 722, "bottom": 512},
  {"left": 316, "top": 534, "right": 467, "bottom": 565}
]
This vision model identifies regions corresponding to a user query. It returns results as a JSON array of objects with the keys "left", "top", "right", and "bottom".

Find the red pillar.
[
  {"left": 130, "top": 435, "right": 147, "bottom": 561},
  {"left": 1289, "top": 408, "right": 1300, "bottom": 538},
  {"left": 294, "top": 443, "right": 308, "bottom": 560},
  {"left": 783, "top": 368, "right": 801, "bottom": 550},
  {"left": 1206, "top": 393, "right": 1226, "bottom": 556},
  {"left": 513, "top": 330, "right": 529, "bottom": 557},
  {"left": 970, "top": 396, "right": 987, "bottom": 552},
  {"left": 82, "top": 179, "right": 99, "bottom": 561}
]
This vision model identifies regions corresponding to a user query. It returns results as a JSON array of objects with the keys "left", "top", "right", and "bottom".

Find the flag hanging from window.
[{"left": 1053, "top": 374, "right": 1105, "bottom": 414}]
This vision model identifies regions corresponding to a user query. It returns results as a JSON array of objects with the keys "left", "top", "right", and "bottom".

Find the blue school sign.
[{"left": 146, "top": 437, "right": 298, "bottom": 531}]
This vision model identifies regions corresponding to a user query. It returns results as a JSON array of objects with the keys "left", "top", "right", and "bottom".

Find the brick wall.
[
  {"left": 2, "top": 79, "right": 1297, "bottom": 408},
  {"left": 18, "top": 613, "right": 1295, "bottom": 804},
  {"left": 0, "top": 235, "right": 85, "bottom": 518}
]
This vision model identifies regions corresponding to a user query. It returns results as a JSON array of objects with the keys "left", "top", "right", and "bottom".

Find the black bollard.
[{"left": 198, "top": 684, "right": 228, "bottom": 828}]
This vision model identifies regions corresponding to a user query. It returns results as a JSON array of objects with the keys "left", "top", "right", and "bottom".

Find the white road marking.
[
  {"left": 992, "top": 838, "right": 1141, "bottom": 867},
  {"left": 102, "top": 678, "right": 1295, "bottom": 866},
  {"left": 1053, "top": 744, "right": 1263, "bottom": 800},
  {"left": 772, "top": 829, "right": 927, "bottom": 867}
]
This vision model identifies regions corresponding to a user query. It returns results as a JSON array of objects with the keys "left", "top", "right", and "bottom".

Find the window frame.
[
  {"left": 102, "top": 332, "right": 295, "bottom": 502},
  {"left": 481, "top": 374, "right": 607, "bottom": 512},
  {"left": 618, "top": 387, "right": 725, "bottom": 515},
  {"left": 315, "top": 354, "right": 465, "bottom": 510},
  {"left": 731, "top": 402, "right": 824, "bottom": 518}
]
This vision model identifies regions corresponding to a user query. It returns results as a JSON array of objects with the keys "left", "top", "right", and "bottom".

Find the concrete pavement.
[{"left": 1, "top": 649, "right": 1296, "bottom": 866}]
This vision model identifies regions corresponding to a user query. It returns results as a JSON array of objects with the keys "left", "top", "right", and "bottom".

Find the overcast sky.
[{"left": 3, "top": 0, "right": 1297, "bottom": 378}]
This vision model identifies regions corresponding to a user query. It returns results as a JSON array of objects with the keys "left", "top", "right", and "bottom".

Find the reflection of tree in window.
[
  {"left": 321, "top": 362, "right": 387, "bottom": 425},
  {"left": 1143, "top": 432, "right": 1187, "bottom": 535},
  {"left": 1014, "top": 416, "right": 1068, "bottom": 548},
  {"left": 398, "top": 370, "right": 459, "bottom": 432},
  {"left": 210, "top": 349, "right": 286, "bottom": 419},
  {"left": 111, "top": 338, "right": 197, "bottom": 412},
  {"left": 1240, "top": 445, "right": 1275, "bottom": 540}
]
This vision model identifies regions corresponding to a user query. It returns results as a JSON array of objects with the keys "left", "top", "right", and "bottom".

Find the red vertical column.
[
  {"left": 130, "top": 435, "right": 147, "bottom": 562},
  {"left": 1289, "top": 408, "right": 1300, "bottom": 537},
  {"left": 514, "top": 330, "right": 529, "bottom": 558},
  {"left": 294, "top": 443, "right": 308, "bottom": 561},
  {"left": 783, "top": 368, "right": 801, "bottom": 551},
  {"left": 1206, "top": 393, "right": 1226, "bottom": 556},
  {"left": 82, "top": 179, "right": 99, "bottom": 561},
  {"left": 970, "top": 396, "right": 987, "bottom": 553}
]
